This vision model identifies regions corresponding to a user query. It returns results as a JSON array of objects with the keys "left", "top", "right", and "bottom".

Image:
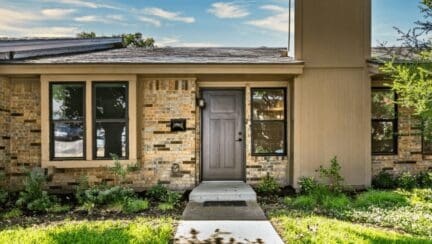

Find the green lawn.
[
  {"left": 270, "top": 210, "right": 432, "bottom": 244},
  {"left": 0, "top": 217, "right": 175, "bottom": 244}
]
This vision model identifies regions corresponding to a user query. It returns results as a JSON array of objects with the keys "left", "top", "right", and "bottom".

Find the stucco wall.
[{"left": 293, "top": 0, "right": 372, "bottom": 188}]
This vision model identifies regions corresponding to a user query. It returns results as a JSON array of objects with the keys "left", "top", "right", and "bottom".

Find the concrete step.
[{"left": 189, "top": 181, "right": 257, "bottom": 203}]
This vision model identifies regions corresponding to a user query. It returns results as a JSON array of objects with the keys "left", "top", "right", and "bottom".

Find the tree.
[
  {"left": 77, "top": 32, "right": 96, "bottom": 38},
  {"left": 122, "top": 33, "right": 155, "bottom": 48},
  {"left": 380, "top": 0, "right": 432, "bottom": 139}
]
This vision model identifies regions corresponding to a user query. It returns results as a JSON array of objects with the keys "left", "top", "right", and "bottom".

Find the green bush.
[
  {"left": 290, "top": 195, "right": 317, "bottom": 210},
  {"left": 158, "top": 202, "right": 175, "bottom": 212},
  {"left": 122, "top": 199, "right": 149, "bottom": 213},
  {"left": 48, "top": 204, "right": 71, "bottom": 213},
  {"left": 0, "top": 189, "right": 8, "bottom": 205},
  {"left": 298, "top": 177, "right": 319, "bottom": 194},
  {"left": 321, "top": 194, "right": 351, "bottom": 211},
  {"left": 1, "top": 208, "right": 22, "bottom": 219},
  {"left": 162, "top": 191, "right": 180, "bottom": 205},
  {"left": 16, "top": 168, "right": 56, "bottom": 212},
  {"left": 318, "top": 156, "right": 345, "bottom": 193},
  {"left": 256, "top": 174, "right": 281, "bottom": 195},
  {"left": 354, "top": 190, "right": 408, "bottom": 209},
  {"left": 78, "top": 185, "right": 135, "bottom": 206},
  {"left": 397, "top": 172, "right": 418, "bottom": 190},
  {"left": 146, "top": 183, "right": 169, "bottom": 202},
  {"left": 417, "top": 171, "right": 432, "bottom": 188},
  {"left": 372, "top": 171, "right": 397, "bottom": 189}
]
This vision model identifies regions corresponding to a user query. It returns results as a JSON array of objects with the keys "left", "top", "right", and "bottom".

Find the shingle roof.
[{"left": 0, "top": 47, "right": 300, "bottom": 64}]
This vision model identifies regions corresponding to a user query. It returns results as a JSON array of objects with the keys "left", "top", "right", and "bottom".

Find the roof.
[
  {"left": 370, "top": 47, "right": 422, "bottom": 64},
  {"left": 0, "top": 46, "right": 300, "bottom": 64},
  {"left": 0, "top": 37, "right": 122, "bottom": 61}
]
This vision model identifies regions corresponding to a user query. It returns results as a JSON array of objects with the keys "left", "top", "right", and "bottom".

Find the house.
[{"left": 0, "top": 0, "right": 429, "bottom": 192}]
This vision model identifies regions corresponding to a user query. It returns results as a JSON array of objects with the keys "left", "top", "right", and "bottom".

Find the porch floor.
[{"left": 188, "top": 181, "right": 256, "bottom": 203}]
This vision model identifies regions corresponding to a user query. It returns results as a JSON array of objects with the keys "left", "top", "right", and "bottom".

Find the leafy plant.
[
  {"left": 321, "top": 194, "right": 351, "bottom": 211},
  {"left": 122, "top": 199, "right": 149, "bottom": 213},
  {"left": 256, "top": 174, "right": 281, "bottom": 195},
  {"left": 318, "top": 156, "right": 344, "bottom": 193},
  {"left": 397, "top": 172, "right": 418, "bottom": 190},
  {"left": 158, "top": 202, "right": 175, "bottom": 212},
  {"left": 1, "top": 208, "right": 22, "bottom": 219},
  {"left": 16, "top": 168, "right": 55, "bottom": 212},
  {"left": 298, "top": 176, "right": 319, "bottom": 194},
  {"left": 48, "top": 204, "right": 71, "bottom": 213},
  {"left": 146, "top": 183, "right": 169, "bottom": 202},
  {"left": 372, "top": 171, "right": 397, "bottom": 189},
  {"left": 417, "top": 171, "right": 432, "bottom": 188},
  {"left": 76, "top": 31, "right": 96, "bottom": 38},
  {"left": 289, "top": 195, "right": 317, "bottom": 211},
  {"left": 0, "top": 171, "right": 8, "bottom": 205},
  {"left": 354, "top": 190, "right": 408, "bottom": 209},
  {"left": 108, "top": 154, "right": 139, "bottom": 185}
]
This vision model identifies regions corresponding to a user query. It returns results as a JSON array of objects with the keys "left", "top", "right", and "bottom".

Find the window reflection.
[
  {"left": 96, "top": 123, "right": 127, "bottom": 158},
  {"left": 53, "top": 122, "right": 84, "bottom": 158}
]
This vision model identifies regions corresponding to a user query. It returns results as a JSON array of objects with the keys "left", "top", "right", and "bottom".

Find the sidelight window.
[{"left": 251, "top": 88, "right": 287, "bottom": 156}]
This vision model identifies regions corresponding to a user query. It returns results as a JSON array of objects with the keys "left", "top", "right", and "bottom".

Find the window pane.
[
  {"left": 95, "top": 83, "right": 127, "bottom": 119},
  {"left": 51, "top": 84, "right": 84, "bottom": 120},
  {"left": 372, "top": 121, "right": 395, "bottom": 153},
  {"left": 252, "top": 89, "right": 285, "bottom": 120},
  {"left": 53, "top": 122, "right": 84, "bottom": 158},
  {"left": 372, "top": 90, "right": 395, "bottom": 119},
  {"left": 252, "top": 121, "right": 285, "bottom": 154},
  {"left": 96, "top": 122, "right": 127, "bottom": 158}
]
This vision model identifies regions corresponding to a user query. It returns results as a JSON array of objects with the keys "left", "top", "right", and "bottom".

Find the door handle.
[{"left": 235, "top": 138, "right": 242, "bottom": 142}]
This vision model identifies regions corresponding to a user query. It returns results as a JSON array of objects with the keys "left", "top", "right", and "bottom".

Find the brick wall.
[
  {"left": 141, "top": 79, "right": 197, "bottom": 190},
  {"left": 0, "top": 77, "right": 10, "bottom": 187},
  {"left": 372, "top": 106, "right": 432, "bottom": 177}
]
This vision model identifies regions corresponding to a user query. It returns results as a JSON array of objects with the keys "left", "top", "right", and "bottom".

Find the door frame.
[{"left": 199, "top": 88, "right": 246, "bottom": 182}]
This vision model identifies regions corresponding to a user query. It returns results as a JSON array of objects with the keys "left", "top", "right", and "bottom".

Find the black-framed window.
[
  {"left": 93, "top": 82, "right": 128, "bottom": 159},
  {"left": 50, "top": 83, "right": 85, "bottom": 160},
  {"left": 372, "top": 88, "right": 398, "bottom": 155},
  {"left": 251, "top": 88, "right": 287, "bottom": 156}
]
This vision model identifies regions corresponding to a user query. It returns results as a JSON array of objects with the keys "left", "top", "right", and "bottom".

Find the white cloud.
[
  {"left": 142, "top": 7, "right": 195, "bottom": 23},
  {"left": 157, "top": 37, "right": 220, "bottom": 47},
  {"left": 42, "top": 0, "right": 118, "bottom": 9},
  {"left": 208, "top": 2, "right": 249, "bottom": 19},
  {"left": 41, "top": 8, "right": 76, "bottom": 19},
  {"left": 74, "top": 15, "right": 124, "bottom": 23},
  {"left": 25, "top": 27, "right": 80, "bottom": 37},
  {"left": 138, "top": 16, "right": 161, "bottom": 27},
  {"left": 246, "top": 5, "right": 293, "bottom": 33}
]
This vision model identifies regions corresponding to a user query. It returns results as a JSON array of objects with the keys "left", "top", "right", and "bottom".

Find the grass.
[
  {"left": 353, "top": 190, "right": 408, "bottom": 208},
  {"left": 0, "top": 217, "right": 174, "bottom": 244},
  {"left": 270, "top": 210, "right": 432, "bottom": 244}
]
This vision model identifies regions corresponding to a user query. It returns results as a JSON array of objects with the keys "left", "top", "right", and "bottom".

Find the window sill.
[{"left": 42, "top": 159, "right": 138, "bottom": 169}]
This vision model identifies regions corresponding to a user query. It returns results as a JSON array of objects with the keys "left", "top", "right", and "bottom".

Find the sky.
[{"left": 0, "top": 0, "right": 425, "bottom": 48}]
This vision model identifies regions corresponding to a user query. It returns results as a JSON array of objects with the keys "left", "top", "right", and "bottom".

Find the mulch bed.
[{"left": 0, "top": 191, "right": 189, "bottom": 230}]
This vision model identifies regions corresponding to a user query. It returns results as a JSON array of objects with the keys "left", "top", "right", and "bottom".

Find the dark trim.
[
  {"left": 49, "top": 82, "right": 86, "bottom": 161},
  {"left": 199, "top": 88, "right": 246, "bottom": 183},
  {"left": 371, "top": 87, "right": 398, "bottom": 155},
  {"left": 250, "top": 88, "right": 287, "bottom": 156},
  {"left": 92, "top": 81, "right": 129, "bottom": 160}
]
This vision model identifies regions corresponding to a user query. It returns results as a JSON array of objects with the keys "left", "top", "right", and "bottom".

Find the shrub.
[
  {"left": 158, "top": 202, "right": 175, "bottom": 212},
  {"left": 256, "top": 174, "right": 281, "bottom": 195},
  {"left": 161, "top": 191, "right": 181, "bottom": 206},
  {"left": 0, "top": 190, "right": 8, "bottom": 205},
  {"left": 79, "top": 185, "right": 135, "bottom": 206},
  {"left": 108, "top": 154, "right": 139, "bottom": 185},
  {"left": 48, "top": 204, "right": 70, "bottom": 213},
  {"left": 16, "top": 168, "right": 55, "bottom": 212},
  {"left": 417, "top": 171, "right": 432, "bottom": 188},
  {"left": 318, "top": 156, "right": 344, "bottom": 193},
  {"left": 397, "top": 172, "right": 418, "bottom": 190},
  {"left": 122, "top": 199, "right": 149, "bottom": 213},
  {"left": 321, "top": 194, "right": 351, "bottom": 211},
  {"left": 147, "top": 183, "right": 169, "bottom": 202},
  {"left": 372, "top": 171, "right": 397, "bottom": 189},
  {"left": 298, "top": 177, "right": 319, "bottom": 194},
  {"left": 290, "top": 195, "right": 317, "bottom": 210},
  {"left": 2, "top": 208, "right": 22, "bottom": 219},
  {"left": 354, "top": 190, "right": 408, "bottom": 209}
]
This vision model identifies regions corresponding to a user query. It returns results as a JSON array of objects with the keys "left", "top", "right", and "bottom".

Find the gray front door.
[{"left": 202, "top": 90, "right": 244, "bottom": 181}]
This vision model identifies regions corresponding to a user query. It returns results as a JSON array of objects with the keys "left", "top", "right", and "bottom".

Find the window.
[
  {"left": 422, "top": 120, "right": 432, "bottom": 154},
  {"left": 50, "top": 83, "right": 85, "bottom": 159},
  {"left": 371, "top": 88, "right": 398, "bottom": 155},
  {"left": 93, "top": 82, "right": 128, "bottom": 159},
  {"left": 251, "top": 88, "right": 287, "bottom": 156}
]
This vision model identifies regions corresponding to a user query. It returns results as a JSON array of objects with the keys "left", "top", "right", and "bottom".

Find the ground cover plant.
[{"left": 259, "top": 157, "right": 432, "bottom": 242}]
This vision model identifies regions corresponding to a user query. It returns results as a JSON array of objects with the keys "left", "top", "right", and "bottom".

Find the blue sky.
[{"left": 0, "top": 0, "right": 425, "bottom": 47}]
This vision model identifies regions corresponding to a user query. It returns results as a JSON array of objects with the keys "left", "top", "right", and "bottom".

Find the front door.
[{"left": 202, "top": 89, "right": 244, "bottom": 181}]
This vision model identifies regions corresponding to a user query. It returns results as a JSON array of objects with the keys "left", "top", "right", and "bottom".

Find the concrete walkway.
[{"left": 174, "top": 181, "right": 284, "bottom": 244}]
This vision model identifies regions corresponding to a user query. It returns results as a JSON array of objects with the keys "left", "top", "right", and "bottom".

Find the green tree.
[
  {"left": 77, "top": 32, "right": 96, "bottom": 38},
  {"left": 380, "top": 0, "right": 432, "bottom": 139},
  {"left": 122, "top": 33, "right": 155, "bottom": 48}
]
